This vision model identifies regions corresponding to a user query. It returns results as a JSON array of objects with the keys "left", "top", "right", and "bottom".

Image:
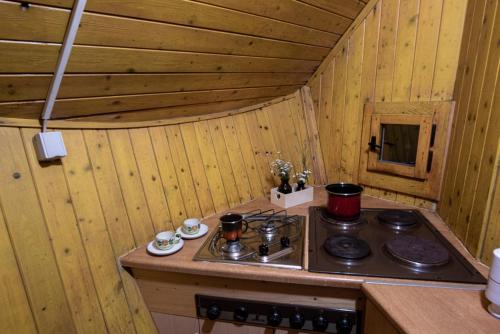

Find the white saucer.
[
  {"left": 176, "top": 223, "right": 209, "bottom": 239},
  {"left": 147, "top": 239, "right": 184, "bottom": 256}
]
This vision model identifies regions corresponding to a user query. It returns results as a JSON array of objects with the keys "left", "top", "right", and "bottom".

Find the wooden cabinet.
[
  {"left": 363, "top": 301, "right": 400, "bottom": 334},
  {"left": 360, "top": 102, "right": 454, "bottom": 200}
]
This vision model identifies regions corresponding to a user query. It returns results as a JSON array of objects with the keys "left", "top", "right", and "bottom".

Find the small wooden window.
[
  {"left": 359, "top": 102, "right": 454, "bottom": 200},
  {"left": 367, "top": 114, "right": 433, "bottom": 180}
]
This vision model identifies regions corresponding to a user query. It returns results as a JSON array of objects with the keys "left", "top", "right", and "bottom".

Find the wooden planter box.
[{"left": 270, "top": 185, "right": 314, "bottom": 209}]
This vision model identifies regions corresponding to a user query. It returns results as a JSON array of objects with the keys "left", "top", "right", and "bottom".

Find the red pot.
[{"left": 325, "top": 183, "right": 364, "bottom": 221}]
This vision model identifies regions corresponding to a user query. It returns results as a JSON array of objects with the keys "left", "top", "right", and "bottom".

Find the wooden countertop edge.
[{"left": 361, "top": 283, "right": 499, "bottom": 334}]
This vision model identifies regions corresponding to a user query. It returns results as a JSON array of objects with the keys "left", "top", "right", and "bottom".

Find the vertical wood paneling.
[
  {"left": 21, "top": 128, "right": 108, "bottom": 334},
  {"left": 221, "top": 115, "right": 263, "bottom": 199},
  {"left": 165, "top": 125, "right": 204, "bottom": 218},
  {"left": 129, "top": 128, "right": 174, "bottom": 232},
  {"left": 207, "top": 118, "right": 245, "bottom": 206},
  {"left": 307, "top": 0, "right": 467, "bottom": 208},
  {"left": 180, "top": 123, "right": 216, "bottom": 216},
  {"left": 340, "top": 23, "right": 365, "bottom": 182},
  {"left": 438, "top": 0, "right": 500, "bottom": 264},
  {"left": 84, "top": 130, "right": 158, "bottom": 333},
  {"left": 0, "top": 202, "right": 37, "bottom": 334},
  {"left": 317, "top": 61, "right": 335, "bottom": 180},
  {"left": 149, "top": 127, "right": 187, "bottom": 227},
  {"left": 329, "top": 46, "right": 348, "bottom": 181},
  {"left": 0, "top": 94, "right": 314, "bottom": 332},
  {"left": 410, "top": 0, "right": 443, "bottom": 101},
  {"left": 108, "top": 130, "right": 156, "bottom": 244},
  {"left": 0, "top": 127, "right": 75, "bottom": 333},
  {"left": 62, "top": 130, "right": 136, "bottom": 334}
]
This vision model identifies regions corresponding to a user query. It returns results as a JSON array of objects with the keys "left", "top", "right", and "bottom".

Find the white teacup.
[
  {"left": 182, "top": 218, "right": 201, "bottom": 235},
  {"left": 155, "top": 231, "right": 181, "bottom": 250}
]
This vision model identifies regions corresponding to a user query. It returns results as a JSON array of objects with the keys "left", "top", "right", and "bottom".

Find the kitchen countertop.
[
  {"left": 121, "top": 188, "right": 498, "bottom": 333},
  {"left": 362, "top": 284, "right": 498, "bottom": 334}
]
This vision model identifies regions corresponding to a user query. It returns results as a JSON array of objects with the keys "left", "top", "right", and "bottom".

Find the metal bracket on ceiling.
[{"left": 40, "top": 0, "right": 87, "bottom": 132}]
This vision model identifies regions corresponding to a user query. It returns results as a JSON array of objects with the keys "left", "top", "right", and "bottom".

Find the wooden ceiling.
[{"left": 0, "top": 0, "right": 368, "bottom": 122}]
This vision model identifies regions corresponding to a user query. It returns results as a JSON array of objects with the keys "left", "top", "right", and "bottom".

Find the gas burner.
[
  {"left": 385, "top": 235, "right": 450, "bottom": 268},
  {"left": 320, "top": 208, "right": 366, "bottom": 229},
  {"left": 258, "top": 222, "right": 278, "bottom": 236},
  {"left": 377, "top": 210, "right": 419, "bottom": 230},
  {"left": 195, "top": 209, "right": 305, "bottom": 269},
  {"left": 323, "top": 235, "right": 371, "bottom": 260},
  {"left": 221, "top": 240, "right": 247, "bottom": 258}
]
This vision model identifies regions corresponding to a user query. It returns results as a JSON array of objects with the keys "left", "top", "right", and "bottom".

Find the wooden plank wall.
[
  {"left": 437, "top": 0, "right": 500, "bottom": 265},
  {"left": 0, "top": 0, "right": 369, "bottom": 121},
  {"left": 307, "top": 0, "right": 468, "bottom": 209},
  {"left": 0, "top": 94, "right": 314, "bottom": 333}
]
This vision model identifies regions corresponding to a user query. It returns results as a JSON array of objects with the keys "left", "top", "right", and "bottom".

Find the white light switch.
[{"left": 34, "top": 131, "right": 67, "bottom": 161}]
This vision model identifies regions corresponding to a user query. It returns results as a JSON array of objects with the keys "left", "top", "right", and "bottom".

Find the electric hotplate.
[{"left": 308, "top": 207, "right": 486, "bottom": 284}]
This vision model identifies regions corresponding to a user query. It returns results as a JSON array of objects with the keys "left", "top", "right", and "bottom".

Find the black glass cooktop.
[{"left": 308, "top": 207, "right": 486, "bottom": 284}]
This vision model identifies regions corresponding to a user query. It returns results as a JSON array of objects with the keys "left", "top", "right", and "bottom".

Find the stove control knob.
[
  {"left": 259, "top": 243, "right": 269, "bottom": 256},
  {"left": 289, "top": 310, "right": 305, "bottom": 329},
  {"left": 233, "top": 306, "right": 248, "bottom": 322},
  {"left": 280, "top": 236, "right": 290, "bottom": 248},
  {"left": 267, "top": 307, "right": 282, "bottom": 327},
  {"left": 336, "top": 314, "right": 353, "bottom": 334},
  {"left": 206, "top": 304, "right": 221, "bottom": 320},
  {"left": 312, "top": 311, "right": 329, "bottom": 332}
]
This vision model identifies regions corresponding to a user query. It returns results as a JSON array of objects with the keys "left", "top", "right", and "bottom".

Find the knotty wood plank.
[
  {"left": 179, "top": 123, "right": 216, "bottom": 216},
  {"left": 299, "top": 0, "right": 366, "bottom": 19},
  {"left": 20, "top": 128, "right": 108, "bottom": 334},
  {"left": 265, "top": 103, "right": 294, "bottom": 167},
  {"left": 255, "top": 107, "right": 279, "bottom": 165},
  {"left": 468, "top": 86, "right": 500, "bottom": 257},
  {"left": 61, "top": 130, "right": 136, "bottom": 334},
  {"left": 0, "top": 73, "right": 309, "bottom": 102},
  {"left": 340, "top": 22, "right": 365, "bottom": 182},
  {"left": 0, "top": 86, "right": 302, "bottom": 119},
  {"left": 0, "top": 127, "right": 75, "bottom": 333},
  {"left": 129, "top": 128, "right": 174, "bottom": 232},
  {"left": 148, "top": 126, "right": 187, "bottom": 227},
  {"left": 431, "top": 0, "right": 468, "bottom": 101},
  {"left": 165, "top": 125, "right": 203, "bottom": 218},
  {"left": 358, "top": 0, "right": 381, "bottom": 179},
  {"left": 374, "top": 0, "right": 399, "bottom": 102},
  {"left": 84, "top": 129, "right": 158, "bottom": 334},
  {"left": 439, "top": 0, "right": 486, "bottom": 222},
  {"left": 480, "top": 139, "right": 500, "bottom": 265},
  {"left": 194, "top": 121, "right": 230, "bottom": 212},
  {"left": 391, "top": 0, "right": 419, "bottom": 101},
  {"left": 409, "top": 0, "right": 444, "bottom": 101},
  {"left": 287, "top": 93, "right": 315, "bottom": 184},
  {"left": 307, "top": 72, "right": 321, "bottom": 124},
  {"left": 447, "top": 0, "right": 497, "bottom": 237},
  {"left": 0, "top": 202, "right": 37, "bottom": 334},
  {"left": 83, "top": 130, "right": 137, "bottom": 248},
  {"left": 72, "top": 97, "right": 273, "bottom": 123},
  {"left": 228, "top": 114, "right": 265, "bottom": 198},
  {"left": 298, "top": 87, "right": 327, "bottom": 185},
  {"left": 244, "top": 111, "right": 276, "bottom": 190},
  {"left": 207, "top": 118, "right": 244, "bottom": 206},
  {"left": 456, "top": 2, "right": 500, "bottom": 246},
  {"left": 198, "top": 0, "right": 352, "bottom": 34},
  {"left": 47, "top": 0, "right": 339, "bottom": 47},
  {"left": 317, "top": 60, "right": 335, "bottom": 181},
  {"left": 0, "top": 42, "right": 320, "bottom": 74},
  {"left": 107, "top": 130, "right": 155, "bottom": 244},
  {"left": 0, "top": 2, "right": 329, "bottom": 61},
  {"left": 329, "top": 46, "right": 348, "bottom": 182}
]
